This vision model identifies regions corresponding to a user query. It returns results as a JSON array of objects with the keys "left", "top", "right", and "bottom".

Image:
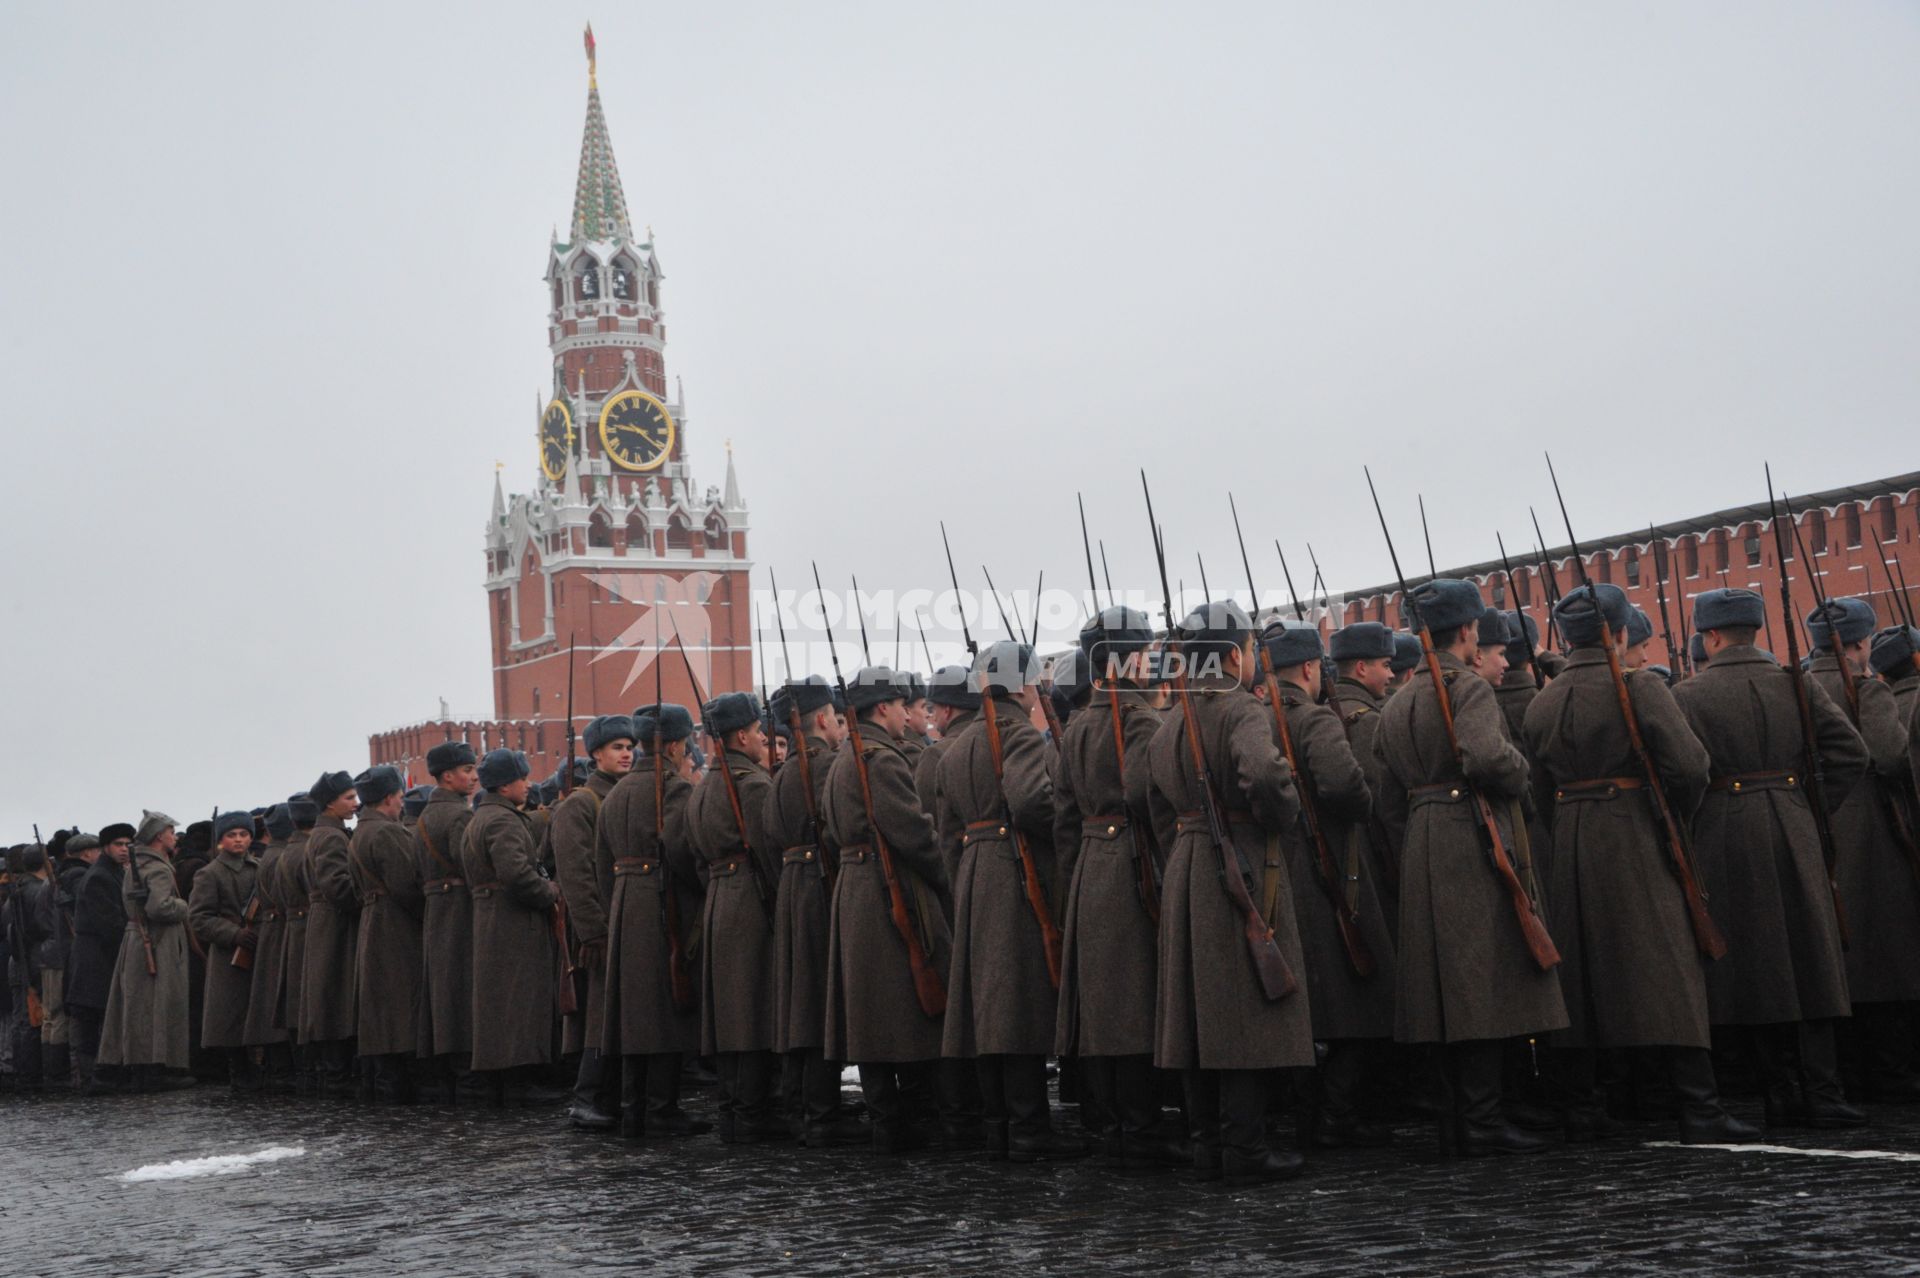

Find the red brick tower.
[{"left": 484, "top": 29, "right": 751, "bottom": 740}]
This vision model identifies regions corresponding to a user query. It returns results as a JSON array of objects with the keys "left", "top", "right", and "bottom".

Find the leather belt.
[
  {"left": 1709, "top": 770, "right": 1798, "bottom": 794},
  {"left": 1554, "top": 777, "right": 1645, "bottom": 802},
  {"left": 264, "top": 908, "right": 284, "bottom": 922},
  {"left": 361, "top": 890, "right": 387, "bottom": 902},
  {"left": 1407, "top": 783, "right": 1469, "bottom": 807},
  {"left": 1085, "top": 813, "right": 1129, "bottom": 838},
  {"left": 469, "top": 880, "right": 503, "bottom": 898},
  {"left": 1174, "top": 809, "right": 1255, "bottom": 835},
  {"left": 782, "top": 844, "right": 820, "bottom": 865},
  {"left": 709, "top": 855, "right": 748, "bottom": 877},
  {"left": 613, "top": 859, "right": 659, "bottom": 876},
  {"left": 286, "top": 906, "right": 308, "bottom": 920},
  {"left": 839, "top": 843, "right": 873, "bottom": 864},
  {"left": 423, "top": 877, "right": 467, "bottom": 894},
  {"left": 962, "top": 819, "right": 1010, "bottom": 845}
]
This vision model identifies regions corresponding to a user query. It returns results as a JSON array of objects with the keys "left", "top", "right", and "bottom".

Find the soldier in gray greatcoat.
[
  {"left": 766, "top": 676, "right": 865, "bottom": 1147},
  {"left": 1806, "top": 601, "right": 1920, "bottom": 1099},
  {"left": 822, "top": 666, "right": 954, "bottom": 1154},
  {"left": 1374, "top": 580, "right": 1568, "bottom": 1158},
  {"left": 939, "top": 642, "right": 1086, "bottom": 1163},
  {"left": 99, "top": 811, "right": 193, "bottom": 1089},
  {"left": 1672, "top": 587, "right": 1868, "bottom": 1129},
  {"left": 299, "top": 771, "right": 361, "bottom": 1093},
  {"left": 277, "top": 793, "right": 318, "bottom": 1089},
  {"left": 415, "top": 743, "right": 478, "bottom": 1097},
  {"left": 187, "top": 810, "right": 259, "bottom": 1087},
  {"left": 1868, "top": 622, "right": 1920, "bottom": 1096},
  {"left": 67, "top": 827, "right": 129, "bottom": 1093},
  {"left": 1052, "top": 608, "right": 1180, "bottom": 1166},
  {"left": 1522, "top": 585, "right": 1757, "bottom": 1145},
  {"left": 688, "top": 693, "right": 786, "bottom": 1144},
  {"left": 1260, "top": 620, "right": 1396, "bottom": 1150},
  {"left": 1150, "top": 602, "right": 1313, "bottom": 1184},
  {"left": 597, "top": 703, "right": 711, "bottom": 1139},
  {"left": 348, "top": 765, "right": 425, "bottom": 1103},
  {"left": 551, "top": 715, "right": 632, "bottom": 1130},
  {"left": 462, "top": 748, "right": 562, "bottom": 1102},
  {"left": 240, "top": 805, "right": 293, "bottom": 1085},
  {"left": 1330, "top": 624, "right": 1404, "bottom": 944}
]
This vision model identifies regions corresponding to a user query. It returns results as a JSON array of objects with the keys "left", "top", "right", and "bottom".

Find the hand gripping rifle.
[
  {"left": 675, "top": 636, "right": 776, "bottom": 927},
  {"left": 551, "top": 636, "right": 582, "bottom": 1016},
  {"left": 1081, "top": 496, "right": 1160, "bottom": 921},
  {"left": 770, "top": 568, "right": 831, "bottom": 886},
  {"left": 1367, "top": 467, "right": 1560, "bottom": 971},
  {"left": 813, "top": 560, "right": 946, "bottom": 1018},
  {"left": 651, "top": 597, "right": 695, "bottom": 1013},
  {"left": 1781, "top": 484, "right": 1920, "bottom": 888},
  {"left": 1764, "top": 467, "right": 1850, "bottom": 947},
  {"left": 1546, "top": 457, "right": 1726, "bottom": 959},
  {"left": 1143, "top": 472, "right": 1296, "bottom": 1000},
  {"left": 977, "top": 560, "right": 1065, "bottom": 987},
  {"left": 1232, "top": 497, "right": 1372, "bottom": 976}
]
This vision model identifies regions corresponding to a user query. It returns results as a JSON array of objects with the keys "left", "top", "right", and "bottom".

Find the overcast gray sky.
[{"left": 3, "top": 1, "right": 1917, "bottom": 835}]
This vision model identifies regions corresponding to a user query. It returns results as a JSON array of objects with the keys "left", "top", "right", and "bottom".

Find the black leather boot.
[
  {"left": 1184, "top": 1070, "right": 1224, "bottom": 1181},
  {"left": 620, "top": 1056, "right": 644, "bottom": 1139},
  {"left": 1455, "top": 1041, "right": 1549, "bottom": 1156},
  {"left": 645, "top": 1052, "right": 712, "bottom": 1136},
  {"left": 1313, "top": 1042, "right": 1391, "bottom": 1148},
  {"left": 1220, "top": 1069, "right": 1304, "bottom": 1183},
  {"left": 1671, "top": 1046, "right": 1760, "bottom": 1144},
  {"left": 1800, "top": 1020, "right": 1867, "bottom": 1129},
  {"left": 568, "top": 1048, "right": 618, "bottom": 1129}
]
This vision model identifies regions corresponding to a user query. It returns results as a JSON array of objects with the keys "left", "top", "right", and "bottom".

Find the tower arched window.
[
  {"left": 589, "top": 509, "right": 614, "bottom": 549},
  {"left": 625, "top": 510, "right": 649, "bottom": 553},
  {"left": 610, "top": 255, "right": 637, "bottom": 301},
  {"left": 667, "top": 511, "right": 694, "bottom": 551},
  {"left": 575, "top": 259, "right": 601, "bottom": 302},
  {"left": 705, "top": 512, "right": 729, "bottom": 551}
]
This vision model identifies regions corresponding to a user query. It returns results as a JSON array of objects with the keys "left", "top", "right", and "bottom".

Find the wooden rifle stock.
[
  {"left": 229, "top": 892, "right": 262, "bottom": 970},
  {"left": 552, "top": 897, "right": 580, "bottom": 1016},
  {"left": 1257, "top": 649, "right": 1373, "bottom": 976},
  {"left": 1420, "top": 638, "right": 1561, "bottom": 971},
  {"left": 785, "top": 704, "right": 833, "bottom": 885},
  {"left": 846, "top": 714, "right": 947, "bottom": 1017},
  {"left": 1105, "top": 681, "right": 1160, "bottom": 923},
  {"left": 980, "top": 690, "right": 1064, "bottom": 989}
]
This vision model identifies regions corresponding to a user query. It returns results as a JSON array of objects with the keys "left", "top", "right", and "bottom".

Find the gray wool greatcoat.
[
  {"left": 1332, "top": 678, "right": 1402, "bottom": 946},
  {"left": 1496, "top": 669, "right": 1559, "bottom": 921},
  {"left": 240, "top": 841, "right": 290, "bottom": 1047},
  {"left": 1149, "top": 673, "right": 1316, "bottom": 1072},
  {"left": 1052, "top": 685, "right": 1163, "bottom": 1058},
  {"left": 597, "top": 756, "right": 704, "bottom": 1058},
  {"left": 937, "top": 695, "right": 1061, "bottom": 1059},
  {"left": 1671, "top": 644, "right": 1865, "bottom": 1026},
  {"left": 918, "top": 709, "right": 976, "bottom": 894},
  {"left": 98, "top": 850, "right": 191, "bottom": 1069},
  {"left": 414, "top": 789, "right": 475, "bottom": 1058},
  {"left": 1275, "top": 681, "right": 1396, "bottom": 1043},
  {"left": 188, "top": 852, "right": 257, "bottom": 1050},
  {"left": 277, "top": 829, "right": 312, "bottom": 1040},
  {"left": 822, "top": 727, "right": 952, "bottom": 1064},
  {"left": 462, "top": 791, "right": 560, "bottom": 1071},
  {"left": 688, "top": 749, "right": 780, "bottom": 1056},
  {"left": 766, "top": 729, "right": 838, "bottom": 1054},
  {"left": 349, "top": 808, "right": 425, "bottom": 1056},
  {"left": 1809, "top": 653, "right": 1920, "bottom": 1003},
  {"left": 1374, "top": 650, "right": 1569, "bottom": 1045},
  {"left": 1521, "top": 649, "right": 1713, "bottom": 1049},
  {"left": 299, "top": 815, "right": 359, "bottom": 1043},
  {"left": 550, "top": 771, "right": 619, "bottom": 1055}
]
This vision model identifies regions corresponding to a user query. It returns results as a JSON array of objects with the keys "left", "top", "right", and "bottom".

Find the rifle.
[
  {"left": 1530, "top": 508, "right": 1566, "bottom": 649},
  {"left": 1496, "top": 532, "right": 1545, "bottom": 692},
  {"left": 851, "top": 575, "right": 873, "bottom": 664},
  {"left": 675, "top": 635, "right": 775, "bottom": 926},
  {"left": 1142, "top": 471, "right": 1297, "bottom": 1000},
  {"left": 986, "top": 561, "right": 1066, "bottom": 746},
  {"left": 1759, "top": 467, "right": 1847, "bottom": 944},
  {"left": 974, "top": 559, "right": 1065, "bottom": 984},
  {"left": 562, "top": 636, "right": 578, "bottom": 796},
  {"left": 1546, "top": 456, "right": 1726, "bottom": 959},
  {"left": 911, "top": 610, "right": 937, "bottom": 678},
  {"left": 651, "top": 593, "right": 694, "bottom": 1013},
  {"left": 770, "top": 567, "right": 831, "bottom": 886},
  {"left": 1418, "top": 494, "right": 1438, "bottom": 578},
  {"left": 120, "top": 829, "right": 157, "bottom": 976},
  {"left": 230, "top": 887, "right": 263, "bottom": 971},
  {"left": 1648, "top": 527, "right": 1687, "bottom": 677},
  {"left": 1098, "top": 539, "right": 1114, "bottom": 607},
  {"left": 813, "top": 560, "right": 946, "bottom": 1017},
  {"left": 940, "top": 521, "right": 978, "bottom": 659},
  {"left": 1366, "top": 467, "right": 1560, "bottom": 971},
  {"left": 1781, "top": 487, "right": 1920, "bottom": 888},
  {"left": 1078, "top": 493, "right": 1101, "bottom": 616},
  {"left": 1079, "top": 497, "right": 1160, "bottom": 920},
  {"left": 551, "top": 635, "right": 582, "bottom": 1013},
  {"left": 1231, "top": 495, "right": 1373, "bottom": 976}
]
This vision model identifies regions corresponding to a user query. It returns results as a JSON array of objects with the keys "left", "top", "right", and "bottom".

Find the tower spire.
[{"left": 569, "top": 28, "right": 633, "bottom": 244}]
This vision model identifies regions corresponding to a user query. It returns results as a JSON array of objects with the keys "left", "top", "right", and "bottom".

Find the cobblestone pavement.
[{"left": 6, "top": 1083, "right": 1919, "bottom": 1276}]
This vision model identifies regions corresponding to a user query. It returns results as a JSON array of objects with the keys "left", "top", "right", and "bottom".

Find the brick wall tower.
[{"left": 484, "top": 29, "right": 751, "bottom": 747}]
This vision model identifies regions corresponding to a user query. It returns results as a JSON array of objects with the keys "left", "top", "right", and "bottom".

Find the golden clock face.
[
  {"left": 598, "top": 390, "right": 676, "bottom": 472},
  {"left": 539, "top": 400, "right": 574, "bottom": 482}
]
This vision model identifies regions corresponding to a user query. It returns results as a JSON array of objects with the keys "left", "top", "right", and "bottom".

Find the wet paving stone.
[{"left": 6, "top": 1086, "right": 1920, "bottom": 1276}]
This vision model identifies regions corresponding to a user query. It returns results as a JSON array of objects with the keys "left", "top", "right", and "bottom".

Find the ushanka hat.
[
  {"left": 703, "top": 693, "right": 761, "bottom": 738},
  {"left": 1262, "top": 619, "right": 1323, "bottom": 669},
  {"left": 1693, "top": 588, "right": 1765, "bottom": 633},
  {"left": 310, "top": 770, "right": 355, "bottom": 809},
  {"left": 1554, "top": 584, "right": 1631, "bottom": 646},
  {"left": 353, "top": 765, "right": 405, "bottom": 807},
  {"left": 632, "top": 702, "right": 696, "bottom": 744},
  {"left": 477, "top": 748, "right": 531, "bottom": 790},
  {"left": 1405, "top": 579, "right": 1483, "bottom": 633},
  {"left": 212, "top": 810, "right": 255, "bottom": 842},
  {"left": 426, "top": 741, "right": 476, "bottom": 776},
  {"left": 1329, "top": 622, "right": 1394, "bottom": 662},
  {"left": 1806, "top": 597, "right": 1877, "bottom": 649},
  {"left": 584, "top": 714, "right": 637, "bottom": 754}
]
